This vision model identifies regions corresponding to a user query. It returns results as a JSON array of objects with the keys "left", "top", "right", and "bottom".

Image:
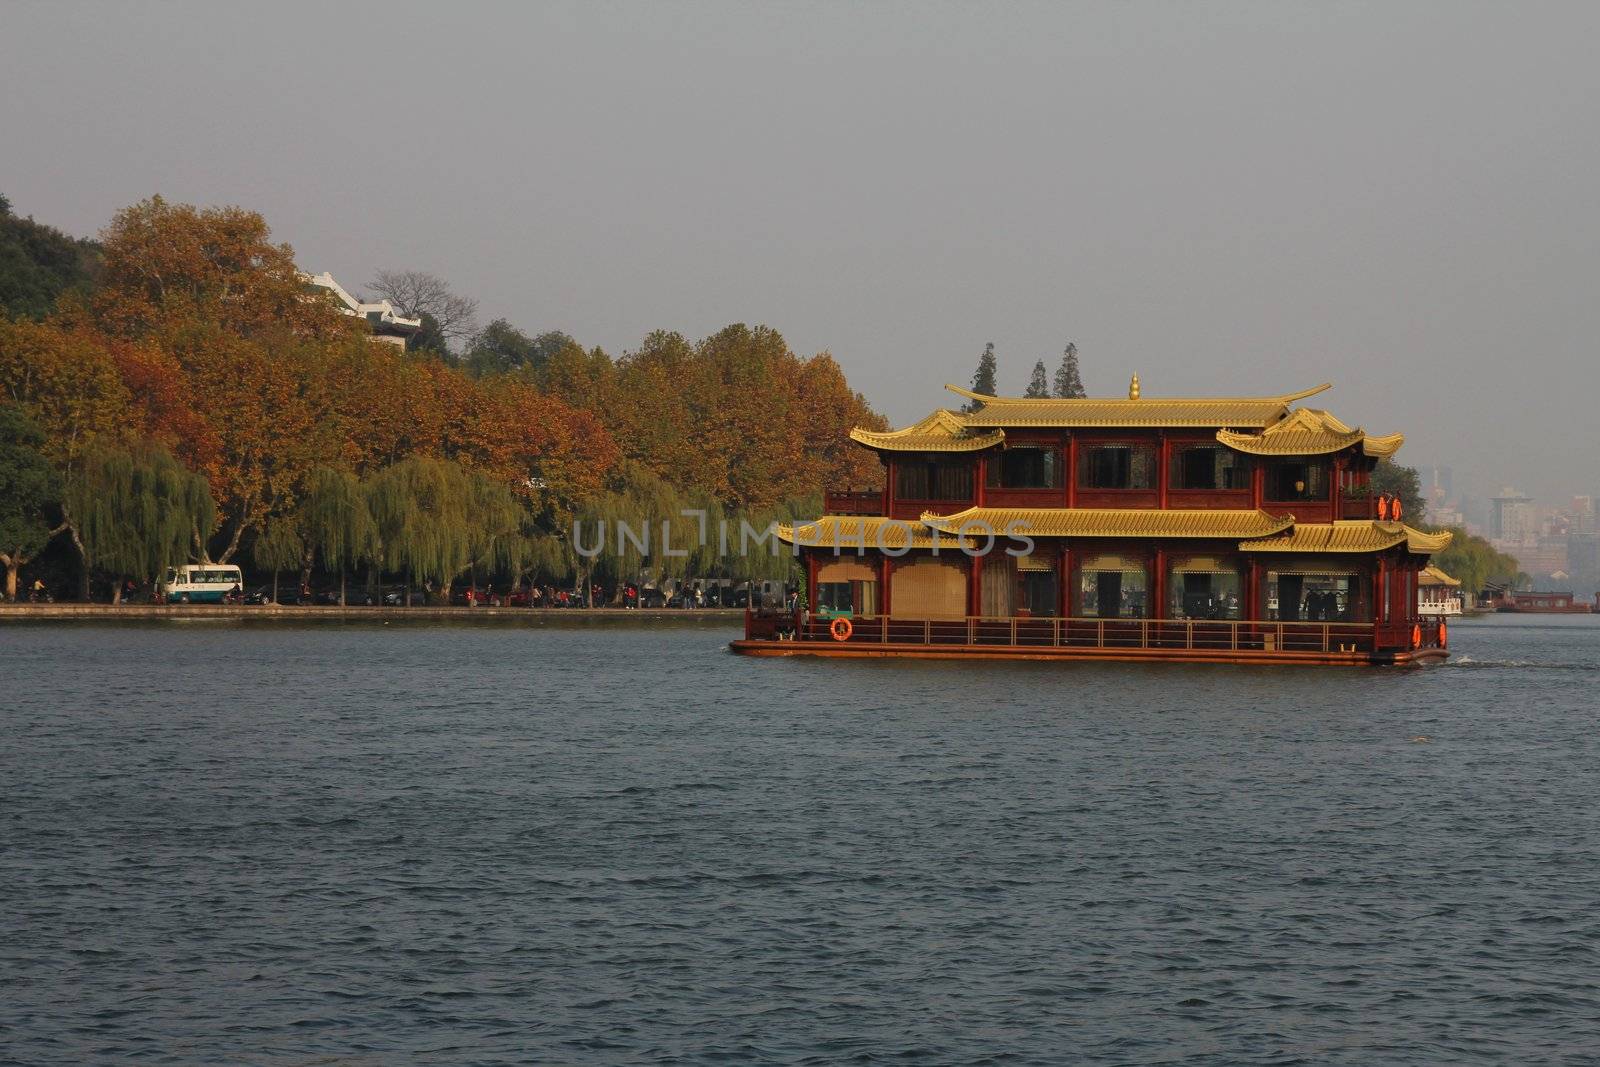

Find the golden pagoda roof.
[
  {"left": 1419, "top": 563, "right": 1461, "bottom": 587},
  {"left": 919, "top": 507, "right": 1296, "bottom": 540},
  {"left": 1238, "top": 521, "right": 1453, "bottom": 555},
  {"left": 1215, "top": 408, "right": 1404, "bottom": 459},
  {"left": 848, "top": 409, "right": 1006, "bottom": 453},
  {"left": 776, "top": 515, "right": 975, "bottom": 551},
  {"left": 945, "top": 382, "right": 1331, "bottom": 429}
]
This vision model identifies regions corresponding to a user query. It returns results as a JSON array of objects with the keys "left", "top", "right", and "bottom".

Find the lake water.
[{"left": 3, "top": 613, "right": 1599, "bottom": 1064}]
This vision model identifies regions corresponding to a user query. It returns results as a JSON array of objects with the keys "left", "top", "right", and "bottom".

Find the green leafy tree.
[
  {"left": 1024, "top": 360, "right": 1050, "bottom": 398},
  {"left": 1053, "top": 342, "right": 1085, "bottom": 398},
  {"left": 367, "top": 456, "right": 521, "bottom": 603},
  {"left": 64, "top": 443, "right": 215, "bottom": 602},
  {"left": 0, "top": 405, "right": 62, "bottom": 600},
  {"left": 298, "top": 466, "right": 376, "bottom": 605},
  {"left": 410, "top": 311, "right": 453, "bottom": 361},
  {"left": 0, "top": 194, "right": 102, "bottom": 319},
  {"left": 464, "top": 321, "right": 576, "bottom": 378},
  {"left": 1431, "top": 528, "right": 1525, "bottom": 600},
  {"left": 963, "top": 342, "right": 998, "bottom": 412},
  {"left": 1371, "top": 460, "right": 1426, "bottom": 523},
  {"left": 251, "top": 520, "right": 304, "bottom": 604}
]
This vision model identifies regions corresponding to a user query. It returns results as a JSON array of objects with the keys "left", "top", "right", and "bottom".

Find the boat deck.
[{"left": 734, "top": 613, "right": 1449, "bottom": 667}]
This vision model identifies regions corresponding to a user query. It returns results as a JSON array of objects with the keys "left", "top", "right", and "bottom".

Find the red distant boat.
[{"left": 1495, "top": 591, "right": 1592, "bottom": 614}]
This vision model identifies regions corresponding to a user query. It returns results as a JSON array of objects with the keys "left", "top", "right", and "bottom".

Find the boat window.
[
  {"left": 1079, "top": 445, "right": 1155, "bottom": 490},
  {"left": 987, "top": 446, "right": 1060, "bottom": 490},
  {"left": 1166, "top": 558, "right": 1243, "bottom": 620},
  {"left": 1171, "top": 446, "right": 1249, "bottom": 491},
  {"left": 1267, "top": 461, "right": 1327, "bottom": 501},
  {"left": 1074, "top": 556, "right": 1148, "bottom": 618},
  {"left": 1265, "top": 571, "right": 1366, "bottom": 622},
  {"left": 895, "top": 458, "right": 973, "bottom": 501},
  {"left": 1015, "top": 553, "right": 1058, "bottom": 616}
]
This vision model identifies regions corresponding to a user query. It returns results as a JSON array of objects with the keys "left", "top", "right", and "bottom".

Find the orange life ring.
[
  {"left": 830, "top": 616, "right": 853, "bottom": 642},
  {"left": 1439, "top": 621, "right": 1447, "bottom": 648},
  {"left": 1412, "top": 623, "right": 1422, "bottom": 648}
]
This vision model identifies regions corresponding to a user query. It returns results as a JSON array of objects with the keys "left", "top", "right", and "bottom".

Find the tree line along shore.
[
  {"left": 1, "top": 192, "right": 1521, "bottom": 606},
  {"left": 0, "top": 193, "right": 886, "bottom": 605}
]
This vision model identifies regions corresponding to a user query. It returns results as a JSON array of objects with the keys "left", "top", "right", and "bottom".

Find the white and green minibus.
[{"left": 160, "top": 564, "right": 244, "bottom": 603}]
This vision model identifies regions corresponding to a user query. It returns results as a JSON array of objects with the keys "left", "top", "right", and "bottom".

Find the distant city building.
[
  {"left": 1431, "top": 504, "right": 1464, "bottom": 529},
  {"left": 1503, "top": 541, "right": 1567, "bottom": 582},
  {"left": 1568, "top": 532, "right": 1600, "bottom": 585},
  {"left": 1572, "top": 495, "right": 1596, "bottom": 534},
  {"left": 304, "top": 272, "right": 422, "bottom": 348},
  {"left": 1426, "top": 464, "right": 1453, "bottom": 500},
  {"left": 1491, "top": 491, "right": 1535, "bottom": 542}
]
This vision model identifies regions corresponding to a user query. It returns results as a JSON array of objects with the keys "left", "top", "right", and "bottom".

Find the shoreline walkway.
[{"left": 0, "top": 604, "right": 745, "bottom": 623}]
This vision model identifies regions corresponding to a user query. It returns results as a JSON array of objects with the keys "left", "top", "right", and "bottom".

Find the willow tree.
[
  {"left": 64, "top": 443, "right": 215, "bottom": 602},
  {"left": 251, "top": 521, "right": 303, "bottom": 604},
  {"left": 0, "top": 405, "right": 61, "bottom": 600},
  {"left": 298, "top": 466, "right": 375, "bottom": 605},
  {"left": 367, "top": 456, "right": 521, "bottom": 603}
]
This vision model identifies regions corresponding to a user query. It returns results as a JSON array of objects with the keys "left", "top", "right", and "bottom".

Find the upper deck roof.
[
  {"left": 851, "top": 379, "right": 1403, "bottom": 460},
  {"left": 1216, "top": 407, "right": 1404, "bottom": 459},
  {"left": 848, "top": 409, "right": 1005, "bottom": 453},
  {"left": 947, "top": 382, "right": 1331, "bottom": 429}
]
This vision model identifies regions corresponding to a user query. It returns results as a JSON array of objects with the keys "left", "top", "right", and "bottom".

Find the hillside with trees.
[{"left": 0, "top": 195, "right": 885, "bottom": 602}]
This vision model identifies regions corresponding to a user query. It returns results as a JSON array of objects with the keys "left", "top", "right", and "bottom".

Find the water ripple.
[{"left": 1, "top": 614, "right": 1598, "bottom": 1063}]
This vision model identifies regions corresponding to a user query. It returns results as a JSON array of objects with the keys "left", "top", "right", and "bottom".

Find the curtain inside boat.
[{"left": 891, "top": 558, "right": 968, "bottom": 619}]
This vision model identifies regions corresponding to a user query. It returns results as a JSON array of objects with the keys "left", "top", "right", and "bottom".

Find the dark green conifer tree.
[
  {"left": 1053, "top": 342, "right": 1086, "bottom": 398},
  {"left": 963, "top": 342, "right": 998, "bottom": 412}
]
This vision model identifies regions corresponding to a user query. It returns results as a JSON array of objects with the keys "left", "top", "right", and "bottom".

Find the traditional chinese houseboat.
[{"left": 734, "top": 377, "right": 1453, "bottom": 665}]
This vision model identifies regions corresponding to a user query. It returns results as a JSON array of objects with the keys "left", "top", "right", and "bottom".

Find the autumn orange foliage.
[{"left": 3, "top": 195, "right": 883, "bottom": 574}]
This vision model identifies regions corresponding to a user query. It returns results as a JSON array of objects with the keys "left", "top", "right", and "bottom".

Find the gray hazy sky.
[{"left": 5, "top": 1, "right": 1597, "bottom": 501}]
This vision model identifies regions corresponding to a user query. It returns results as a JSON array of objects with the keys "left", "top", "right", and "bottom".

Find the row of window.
[
  {"left": 818, "top": 568, "right": 1370, "bottom": 621},
  {"left": 894, "top": 447, "right": 1329, "bottom": 499}
]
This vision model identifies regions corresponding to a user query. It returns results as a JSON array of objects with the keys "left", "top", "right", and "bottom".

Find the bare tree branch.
[{"left": 368, "top": 270, "right": 480, "bottom": 342}]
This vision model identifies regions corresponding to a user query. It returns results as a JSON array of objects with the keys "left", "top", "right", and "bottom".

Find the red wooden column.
[
  {"left": 1057, "top": 544, "right": 1070, "bottom": 618},
  {"left": 1252, "top": 463, "right": 1265, "bottom": 509},
  {"left": 976, "top": 454, "right": 987, "bottom": 507},
  {"left": 806, "top": 554, "right": 819, "bottom": 613},
  {"left": 1374, "top": 557, "right": 1387, "bottom": 647},
  {"left": 1153, "top": 547, "right": 1167, "bottom": 620},
  {"left": 1246, "top": 560, "right": 1262, "bottom": 621},
  {"left": 879, "top": 555, "right": 893, "bottom": 617},
  {"left": 883, "top": 459, "right": 896, "bottom": 516},
  {"left": 1066, "top": 436, "right": 1078, "bottom": 508},
  {"left": 967, "top": 553, "right": 981, "bottom": 617},
  {"left": 1157, "top": 434, "right": 1170, "bottom": 509}
]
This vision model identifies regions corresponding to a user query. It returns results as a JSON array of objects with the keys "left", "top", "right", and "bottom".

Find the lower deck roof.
[{"left": 780, "top": 510, "right": 1451, "bottom": 556}]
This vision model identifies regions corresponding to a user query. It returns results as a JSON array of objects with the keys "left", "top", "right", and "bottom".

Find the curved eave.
[
  {"left": 920, "top": 507, "right": 1296, "bottom": 541},
  {"left": 848, "top": 410, "right": 1006, "bottom": 453},
  {"left": 1215, "top": 427, "right": 1366, "bottom": 456},
  {"left": 1239, "top": 522, "right": 1452, "bottom": 555},
  {"left": 1361, "top": 433, "right": 1405, "bottom": 459},
  {"left": 1420, "top": 563, "right": 1462, "bottom": 587},
  {"left": 777, "top": 516, "right": 971, "bottom": 551}
]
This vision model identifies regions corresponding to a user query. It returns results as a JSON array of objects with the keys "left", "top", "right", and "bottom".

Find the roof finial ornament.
[{"left": 1129, "top": 372, "right": 1140, "bottom": 400}]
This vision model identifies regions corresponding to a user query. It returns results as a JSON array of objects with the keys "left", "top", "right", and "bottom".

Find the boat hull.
[{"left": 730, "top": 638, "right": 1448, "bottom": 667}]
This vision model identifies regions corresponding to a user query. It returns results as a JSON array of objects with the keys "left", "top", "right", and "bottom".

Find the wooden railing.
[
  {"left": 748, "top": 611, "right": 1452, "bottom": 655},
  {"left": 1338, "top": 497, "right": 1380, "bottom": 520},
  {"left": 823, "top": 489, "right": 886, "bottom": 515}
]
